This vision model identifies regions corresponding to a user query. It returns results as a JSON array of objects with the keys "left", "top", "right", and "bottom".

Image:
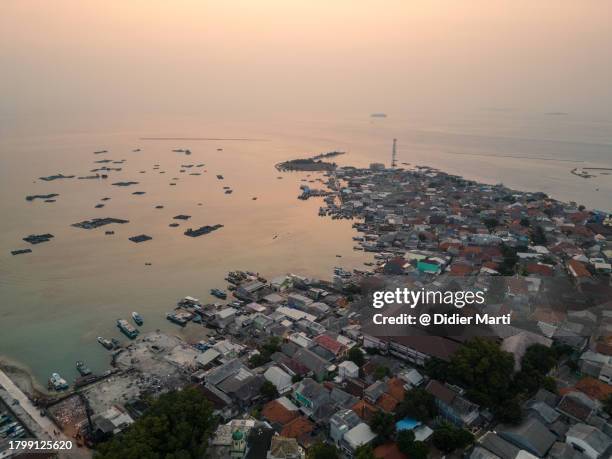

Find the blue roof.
[{"left": 396, "top": 418, "right": 421, "bottom": 431}]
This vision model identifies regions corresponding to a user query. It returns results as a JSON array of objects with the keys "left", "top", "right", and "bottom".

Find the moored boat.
[
  {"left": 117, "top": 319, "right": 139, "bottom": 339},
  {"left": 132, "top": 311, "right": 144, "bottom": 326},
  {"left": 76, "top": 361, "right": 92, "bottom": 376},
  {"left": 48, "top": 372, "right": 69, "bottom": 391},
  {"left": 210, "top": 288, "right": 227, "bottom": 300},
  {"left": 97, "top": 336, "right": 113, "bottom": 350}
]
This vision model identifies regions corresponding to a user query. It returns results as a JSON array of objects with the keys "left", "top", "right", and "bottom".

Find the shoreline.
[{"left": 0, "top": 356, "right": 48, "bottom": 400}]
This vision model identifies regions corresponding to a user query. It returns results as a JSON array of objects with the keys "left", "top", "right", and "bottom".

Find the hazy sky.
[{"left": 2, "top": 0, "right": 611, "bottom": 124}]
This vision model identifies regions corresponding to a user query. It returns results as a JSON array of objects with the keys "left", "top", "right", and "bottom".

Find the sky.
[{"left": 1, "top": 0, "right": 611, "bottom": 126}]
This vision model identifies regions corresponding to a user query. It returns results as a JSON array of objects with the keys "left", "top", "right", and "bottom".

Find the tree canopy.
[
  {"left": 307, "top": 442, "right": 340, "bottom": 459},
  {"left": 431, "top": 422, "right": 474, "bottom": 453},
  {"left": 348, "top": 346, "right": 365, "bottom": 367},
  {"left": 95, "top": 387, "right": 217, "bottom": 459},
  {"left": 448, "top": 338, "right": 515, "bottom": 407},
  {"left": 370, "top": 411, "right": 395, "bottom": 442},
  {"left": 396, "top": 388, "right": 437, "bottom": 422}
]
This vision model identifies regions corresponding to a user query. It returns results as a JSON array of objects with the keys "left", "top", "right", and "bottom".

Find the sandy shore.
[{"left": 0, "top": 357, "right": 48, "bottom": 399}]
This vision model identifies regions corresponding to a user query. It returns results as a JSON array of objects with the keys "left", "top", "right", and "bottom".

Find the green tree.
[
  {"left": 307, "top": 442, "right": 339, "bottom": 459},
  {"left": 513, "top": 344, "right": 559, "bottom": 396},
  {"left": 355, "top": 445, "right": 376, "bottom": 459},
  {"left": 396, "top": 388, "right": 437, "bottom": 422},
  {"left": 95, "top": 387, "right": 217, "bottom": 459},
  {"left": 249, "top": 337, "right": 281, "bottom": 367},
  {"left": 370, "top": 411, "right": 395, "bottom": 442},
  {"left": 603, "top": 394, "right": 612, "bottom": 417},
  {"left": 409, "top": 442, "right": 429, "bottom": 459},
  {"left": 531, "top": 225, "right": 547, "bottom": 245},
  {"left": 449, "top": 338, "right": 515, "bottom": 408},
  {"left": 397, "top": 430, "right": 416, "bottom": 453},
  {"left": 494, "top": 397, "right": 523, "bottom": 425},
  {"left": 374, "top": 365, "right": 391, "bottom": 379},
  {"left": 348, "top": 346, "right": 365, "bottom": 367},
  {"left": 483, "top": 218, "right": 499, "bottom": 231},
  {"left": 260, "top": 380, "right": 279, "bottom": 399},
  {"left": 431, "top": 422, "right": 474, "bottom": 453}
]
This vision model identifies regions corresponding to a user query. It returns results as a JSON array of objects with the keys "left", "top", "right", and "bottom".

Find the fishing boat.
[
  {"left": 166, "top": 312, "right": 187, "bottom": 326},
  {"left": 132, "top": 311, "right": 144, "bottom": 326},
  {"left": 48, "top": 373, "right": 69, "bottom": 391},
  {"left": 117, "top": 319, "right": 139, "bottom": 339},
  {"left": 76, "top": 361, "right": 92, "bottom": 376},
  {"left": 97, "top": 336, "right": 113, "bottom": 350},
  {"left": 210, "top": 288, "right": 227, "bottom": 299}
]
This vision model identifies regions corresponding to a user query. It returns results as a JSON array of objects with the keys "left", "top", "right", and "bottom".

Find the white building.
[
  {"left": 338, "top": 361, "right": 359, "bottom": 380},
  {"left": 264, "top": 366, "right": 293, "bottom": 394}
]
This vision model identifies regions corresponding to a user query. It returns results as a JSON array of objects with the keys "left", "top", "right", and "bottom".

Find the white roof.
[
  {"left": 338, "top": 360, "right": 359, "bottom": 373},
  {"left": 216, "top": 307, "right": 237, "bottom": 319},
  {"left": 264, "top": 366, "right": 292, "bottom": 388},
  {"left": 344, "top": 423, "right": 376, "bottom": 449},
  {"left": 247, "top": 302, "right": 266, "bottom": 313},
  {"left": 277, "top": 306, "right": 317, "bottom": 323},
  {"left": 196, "top": 348, "right": 220, "bottom": 367}
]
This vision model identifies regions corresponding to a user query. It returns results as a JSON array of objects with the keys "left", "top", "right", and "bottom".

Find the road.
[{"left": 0, "top": 369, "right": 91, "bottom": 458}]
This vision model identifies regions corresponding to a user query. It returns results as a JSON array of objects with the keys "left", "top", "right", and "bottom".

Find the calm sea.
[{"left": 1, "top": 113, "right": 610, "bottom": 387}]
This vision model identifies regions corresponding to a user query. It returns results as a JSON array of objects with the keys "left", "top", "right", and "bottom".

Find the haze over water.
[{"left": 1, "top": 1, "right": 611, "bottom": 386}]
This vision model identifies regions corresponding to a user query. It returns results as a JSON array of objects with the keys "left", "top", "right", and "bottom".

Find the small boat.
[
  {"left": 48, "top": 373, "right": 69, "bottom": 391},
  {"left": 76, "top": 361, "right": 92, "bottom": 376},
  {"left": 210, "top": 288, "right": 227, "bottom": 300},
  {"left": 97, "top": 336, "right": 113, "bottom": 350},
  {"left": 132, "top": 311, "right": 144, "bottom": 326},
  {"left": 117, "top": 319, "right": 139, "bottom": 339},
  {"left": 166, "top": 312, "right": 187, "bottom": 326}
]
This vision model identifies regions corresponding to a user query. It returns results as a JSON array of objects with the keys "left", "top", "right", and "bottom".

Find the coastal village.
[{"left": 2, "top": 158, "right": 612, "bottom": 459}]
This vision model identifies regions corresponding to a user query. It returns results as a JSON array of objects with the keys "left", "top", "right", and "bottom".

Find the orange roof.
[
  {"left": 351, "top": 400, "right": 379, "bottom": 422},
  {"left": 450, "top": 263, "right": 474, "bottom": 276},
  {"left": 567, "top": 259, "right": 591, "bottom": 278},
  {"left": 280, "top": 416, "right": 315, "bottom": 439},
  {"left": 386, "top": 377, "right": 406, "bottom": 402},
  {"left": 374, "top": 443, "right": 408, "bottom": 459},
  {"left": 574, "top": 377, "right": 612, "bottom": 401},
  {"left": 262, "top": 399, "right": 299, "bottom": 425},
  {"left": 526, "top": 263, "right": 554, "bottom": 276},
  {"left": 376, "top": 393, "right": 399, "bottom": 413}
]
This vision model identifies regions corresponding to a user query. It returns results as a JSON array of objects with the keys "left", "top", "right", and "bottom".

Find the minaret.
[{"left": 391, "top": 138, "right": 397, "bottom": 168}]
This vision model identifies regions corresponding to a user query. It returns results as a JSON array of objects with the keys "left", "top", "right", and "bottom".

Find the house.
[
  {"left": 565, "top": 423, "right": 612, "bottom": 459},
  {"left": 267, "top": 436, "right": 305, "bottom": 459},
  {"left": 313, "top": 334, "right": 347, "bottom": 359},
  {"left": 287, "top": 293, "right": 313, "bottom": 310},
  {"left": 425, "top": 380, "right": 480, "bottom": 427},
  {"left": 280, "top": 417, "right": 315, "bottom": 448},
  {"left": 262, "top": 397, "right": 299, "bottom": 430},
  {"left": 264, "top": 366, "right": 293, "bottom": 394},
  {"left": 330, "top": 409, "right": 361, "bottom": 446},
  {"left": 293, "top": 348, "right": 330, "bottom": 381},
  {"left": 338, "top": 361, "right": 359, "bottom": 380},
  {"left": 496, "top": 417, "right": 556, "bottom": 457},
  {"left": 293, "top": 378, "right": 330, "bottom": 417},
  {"left": 214, "top": 307, "right": 237, "bottom": 329},
  {"left": 341, "top": 423, "right": 377, "bottom": 458},
  {"left": 373, "top": 443, "right": 408, "bottom": 459}
]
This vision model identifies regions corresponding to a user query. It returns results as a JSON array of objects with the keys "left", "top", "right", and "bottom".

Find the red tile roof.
[
  {"left": 314, "top": 334, "right": 346, "bottom": 355},
  {"left": 280, "top": 416, "right": 315, "bottom": 439},
  {"left": 262, "top": 399, "right": 299, "bottom": 425},
  {"left": 374, "top": 443, "right": 408, "bottom": 459}
]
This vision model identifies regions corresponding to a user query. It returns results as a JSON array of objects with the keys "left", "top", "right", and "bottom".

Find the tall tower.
[{"left": 391, "top": 138, "right": 397, "bottom": 168}]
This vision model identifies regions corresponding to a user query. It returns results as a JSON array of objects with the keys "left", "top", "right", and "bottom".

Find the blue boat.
[{"left": 210, "top": 288, "right": 227, "bottom": 300}]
